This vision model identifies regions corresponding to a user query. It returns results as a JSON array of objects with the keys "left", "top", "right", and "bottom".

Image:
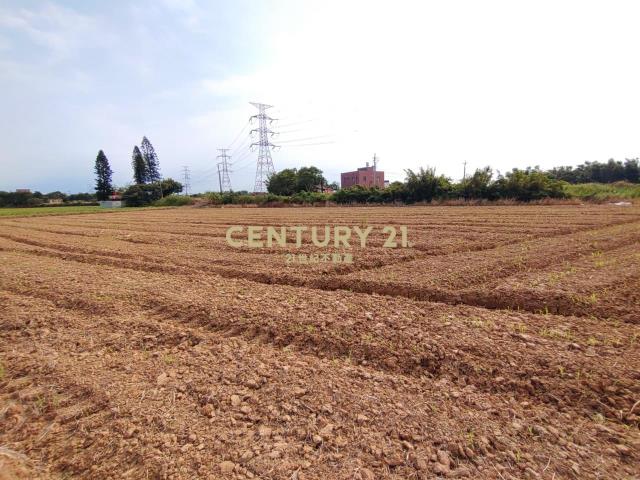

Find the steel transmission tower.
[
  {"left": 249, "top": 102, "right": 278, "bottom": 193},
  {"left": 181, "top": 165, "right": 191, "bottom": 195},
  {"left": 216, "top": 148, "right": 232, "bottom": 193}
]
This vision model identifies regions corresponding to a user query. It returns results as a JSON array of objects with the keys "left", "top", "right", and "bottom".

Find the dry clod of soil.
[
  {"left": 358, "top": 467, "right": 375, "bottom": 480},
  {"left": 219, "top": 460, "right": 235, "bottom": 474},
  {"left": 156, "top": 372, "right": 168, "bottom": 386}
]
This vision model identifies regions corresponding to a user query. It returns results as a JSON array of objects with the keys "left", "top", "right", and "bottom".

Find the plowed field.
[{"left": 1, "top": 205, "right": 639, "bottom": 480}]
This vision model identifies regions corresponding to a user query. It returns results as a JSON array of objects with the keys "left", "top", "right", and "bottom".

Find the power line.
[
  {"left": 230, "top": 136, "right": 252, "bottom": 158},
  {"left": 277, "top": 134, "right": 334, "bottom": 144},
  {"left": 249, "top": 102, "right": 278, "bottom": 193},
  {"left": 277, "top": 118, "right": 320, "bottom": 128},
  {"left": 277, "top": 128, "right": 307, "bottom": 135},
  {"left": 228, "top": 121, "right": 250, "bottom": 149},
  {"left": 231, "top": 157, "right": 253, "bottom": 171},
  {"left": 282, "top": 141, "right": 336, "bottom": 147},
  {"left": 232, "top": 158, "right": 257, "bottom": 172}
]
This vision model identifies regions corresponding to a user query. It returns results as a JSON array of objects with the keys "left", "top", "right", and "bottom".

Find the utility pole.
[
  {"left": 216, "top": 148, "right": 232, "bottom": 193},
  {"left": 373, "top": 153, "right": 384, "bottom": 188},
  {"left": 181, "top": 166, "right": 191, "bottom": 196},
  {"left": 249, "top": 102, "right": 278, "bottom": 193},
  {"left": 463, "top": 160, "right": 467, "bottom": 181}
]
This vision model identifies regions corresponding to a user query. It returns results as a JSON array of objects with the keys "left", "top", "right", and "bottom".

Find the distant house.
[
  {"left": 341, "top": 161, "right": 385, "bottom": 189},
  {"left": 15, "top": 189, "right": 31, "bottom": 193},
  {"left": 100, "top": 193, "right": 123, "bottom": 208},
  {"left": 47, "top": 198, "right": 64, "bottom": 204}
]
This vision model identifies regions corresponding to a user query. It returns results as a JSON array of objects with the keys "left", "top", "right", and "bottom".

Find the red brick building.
[{"left": 341, "top": 162, "right": 385, "bottom": 189}]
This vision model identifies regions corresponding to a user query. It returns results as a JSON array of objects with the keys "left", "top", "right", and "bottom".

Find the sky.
[{"left": 1, "top": 0, "right": 640, "bottom": 193}]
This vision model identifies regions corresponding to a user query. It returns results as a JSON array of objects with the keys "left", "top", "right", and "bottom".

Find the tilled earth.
[{"left": 0, "top": 205, "right": 639, "bottom": 479}]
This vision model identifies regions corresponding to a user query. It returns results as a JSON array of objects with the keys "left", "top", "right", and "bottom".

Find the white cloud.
[
  {"left": 2, "top": 0, "right": 640, "bottom": 193},
  {"left": 195, "top": 0, "right": 640, "bottom": 186},
  {"left": 160, "top": 0, "right": 204, "bottom": 32},
  {"left": 0, "top": 3, "right": 100, "bottom": 63}
]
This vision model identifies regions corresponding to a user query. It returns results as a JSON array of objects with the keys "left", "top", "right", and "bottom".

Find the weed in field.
[
  {"left": 0, "top": 360, "right": 4, "bottom": 379},
  {"left": 468, "top": 317, "right": 495, "bottom": 330},
  {"left": 569, "top": 293, "right": 598, "bottom": 306},
  {"left": 547, "top": 272, "right": 562, "bottom": 285},
  {"left": 513, "top": 322, "right": 528, "bottom": 334},
  {"left": 541, "top": 305, "right": 550, "bottom": 315},
  {"left": 47, "top": 393, "right": 62, "bottom": 408},
  {"left": 163, "top": 354, "right": 176, "bottom": 365},
  {"left": 361, "top": 332, "right": 375, "bottom": 344},
  {"left": 465, "top": 430, "right": 475, "bottom": 446},
  {"left": 540, "top": 327, "right": 575, "bottom": 342},
  {"left": 33, "top": 394, "right": 47, "bottom": 414}
]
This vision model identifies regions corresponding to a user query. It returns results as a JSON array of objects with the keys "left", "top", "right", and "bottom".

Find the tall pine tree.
[
  {"left": 132, "top": 145, "right": 147, "bottom": 184},
  {"left": 94, "top": 150, "right": 113, "bottom": 201},
  {"left": 140, "top": 136, "right": 161, "bottom": 183}
]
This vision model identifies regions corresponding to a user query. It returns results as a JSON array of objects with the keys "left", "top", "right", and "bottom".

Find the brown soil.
[{"left": 1, "top": 205, "right": 639, "bottom": 479}]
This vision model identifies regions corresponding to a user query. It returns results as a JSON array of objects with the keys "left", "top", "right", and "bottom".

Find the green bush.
[
  {"left": 122, "top": 178, "right": 183, "bottom": 207},
  {"left": 267, "top": 166, "right": 328, "bottom": 195},
  {"left": 331, "top": 184, "right": 407, "bottom": 204},
  {"left": 201, "top": 192, "right": 223, "bottom": 205},
  {"left": 290, "top": 191, "right": 329, "bottom": 204},
  {"left": 492, "top": 168, "right": 567, "bottom": 201},
  {"left": 404, "top": 168, "right": 453, "bottom": 203},
  {"left": 455, "top": 167, "right": 494, "bottom": 199},
  {"left": 153, "top": 194, "right": 195, "bottom": 206}
]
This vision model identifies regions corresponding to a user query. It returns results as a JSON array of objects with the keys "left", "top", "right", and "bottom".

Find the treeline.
[
  {"left": 0, "top": 190, "right": 97, "bottom": 207},
  {"left": 121, "top": 137, "right": 183, "bottom": 206},
  {"left": 195, "top": 166, "right": 568, "bottom": 205},
  {"left": 547, "top": 158, "right": 639, "bottom": 184},
  {"left": 90, "top": 137, "right": 183, "bottom": 206},
  {"left": 334, "top": 167, "right": 567, "bottom": 203},
  {"left": 266, "top": 167, "right": 337, "bottom": 195}
]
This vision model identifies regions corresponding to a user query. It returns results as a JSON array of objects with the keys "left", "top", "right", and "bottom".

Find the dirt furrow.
[
  {"left": 2, "top": 291, "right": 638, "bottom": 479},
  {"left": 2, "top": 250, "right": 638, "bottom": 429}
]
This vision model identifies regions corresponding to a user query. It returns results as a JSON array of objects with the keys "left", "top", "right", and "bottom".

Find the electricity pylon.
[
  {"left": 249, "top": 102, "right": 277, "bottom": 193},
  {"left": 181, "top": 165, "right": 191, "bottom": 195},
  {"left": 217, "top": 148, "right": 232, "bottom": 192}
]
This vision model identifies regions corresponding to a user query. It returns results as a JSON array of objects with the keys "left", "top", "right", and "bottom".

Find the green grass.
[
  {"left": 564, "top": 182, "right": 640, "bottom": 201},
  {"left": 0, "top": 205, "right": 158, "bottom": 218}
]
